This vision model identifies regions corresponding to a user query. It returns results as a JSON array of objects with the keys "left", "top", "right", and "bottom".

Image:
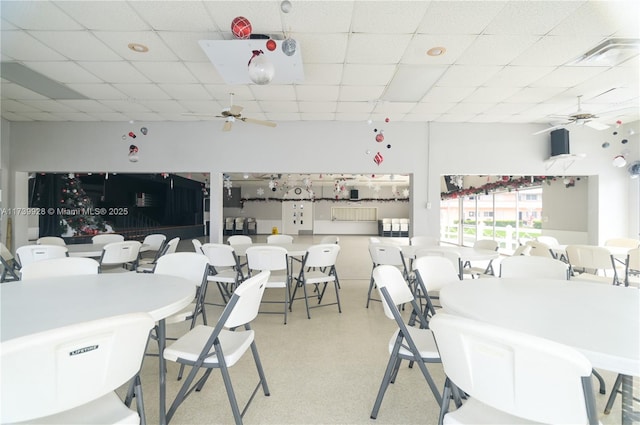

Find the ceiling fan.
[
  {"left": 533, "top": 95, "right": 610, "bottom": 135},
  {"left": 185, "top": 93, "right": 277, "bottom": 131}
]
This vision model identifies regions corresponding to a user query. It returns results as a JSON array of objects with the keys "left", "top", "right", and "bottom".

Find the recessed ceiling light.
[
  {"left": 427, "top": 47, "right": 446, "bottom": 57},
  {"left": 128, "top": 43, "right": 149, "bottom": 53}
]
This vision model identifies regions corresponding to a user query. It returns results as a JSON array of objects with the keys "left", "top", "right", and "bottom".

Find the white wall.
[{"left": 4, "top": 119, "right": 639, "bottom": 245}]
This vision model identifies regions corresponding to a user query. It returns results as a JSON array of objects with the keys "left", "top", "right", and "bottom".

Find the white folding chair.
[
  {"left": 366, "top": 243, "right": 410, "bottom": 308},
  {"left": 16, "top": 244, "right": 68, "bottom": 268},
  {"left": 20, "top": 257, "right": 99, "bottom": 280},
  {"left": 369, "top": 265, "right": 442, "bottom": 419},
  {"left": 624, "top": 247, "right": 640, "bottom": 287},
  {"left": 136, "top": 237, "right": 180, "bottom": 273},
  {"left": 140, "top": 233, "right": 166, "bottom": 259},
  {"left": 163, "top": 271, "right": 271, "bottom": 424},
  {"left": 462, "top": 239, "right": 498, "bottom": 278},
  {"left": 192, "top": 238, "right": 204, "bottom": 253},
  {"left": 227, "top": 235, "right": 252, "bottom": 246},
  {"left": 246, "top": 245, "right": 291, "bottom": 324},
  {"left": 200, "top": 243, "right": 246, "bottom": 306},
  {"left": 566, "top": 244, "right": 619, "bottom": 284},
  {"left": 410, "top": 236, "right": 439, "bottom": 247},
  {"left": 526, "top": 240, "right": 556, "bottom": 259},
  {"left": 234, "top": 217, "right": 245, "bottom": 235},
  {"left": 224, "top": 217, "right": 235, "bottom": 235},
  {"left": 0, "top": 242, "right": 20, "bottom": 282},
  {"left": 499, "top": 255, "right": 569, "bottom": 279},
  {"left": 1, "top": 313, "right": 154, "bottom": 425},
  {"left": 604, "top": 238, "right": 640, "bottom": 249},
  {"left": 430, "top": 313, "right": 598, "bottom": 425},
  {"left": 98, "top": 241, "right": 141, "bottom": 273},
  {"left": 291, "top": 243, "right": 341, "bottom": 319},
  {"left": 36, "top": 236, "right": 66, "bottom": 246},
  {"left": 320, "top": 235, "right": 340, "bottom": 244},
  {"left": 413, "top": 255, "right": 461, "bottom": 319},
  {"left": 267, "top": 234, "right": 294, "bottom": 244},
  {"left": 91, "top": 234, "right": 125, "bottom": 244}
]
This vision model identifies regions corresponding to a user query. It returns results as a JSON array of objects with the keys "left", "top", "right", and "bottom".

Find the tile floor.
[{"left": 126, "top": 235, "right": 627, "bottom": 424}]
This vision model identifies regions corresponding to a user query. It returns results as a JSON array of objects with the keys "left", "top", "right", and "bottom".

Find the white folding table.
[
  {"left": 1, "top": 273, "right": 195, "bottom": 425},
  {"left": 440, "top": 278, "right": 640, "bottom": 424}
]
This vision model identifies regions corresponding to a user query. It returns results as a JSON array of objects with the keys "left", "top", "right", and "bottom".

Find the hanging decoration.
[
  {"left": 374, "top": 151, "right": 384, "bottom": 165},
  {"left": 128, "top": 144, "right": 139, "bottom": 162},
  {"left": 282, "top": 37, "right": 296, "bottom": 56},
  {"left": 441, "top": 176, "right": 556, "bottom": 200},
  {"left": 231, "top": 16, "right": 252, "bottom": 39},
  {"left": 248, "top": 49, "right": 275, "bottom": 85},
  {"left": 140, "top": 127, "right": 148, "bottom": 135},
  {"left": 223, "top": 175, "right": 233, "bottom": 196},
  {"left": 257, "top": 187, "right": 265, "bottom": 197},
  {"left": 266, "top": 39, "right": 277, "bottom": 51}
]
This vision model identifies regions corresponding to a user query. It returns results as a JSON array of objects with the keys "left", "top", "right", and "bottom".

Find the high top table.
[
  {"left": 440, "top": 278, "right": 640, "bottom": 424},
  {"left": 1, "top": 273, "right": 195, "bottom": 425}
]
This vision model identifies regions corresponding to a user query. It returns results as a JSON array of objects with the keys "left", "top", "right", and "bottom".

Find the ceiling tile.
[
  {"left": 342, "top": 64, "right": 396, "bottom": 86},
  {"left": 111, "top": 84, "right": 171, "bottom": 100},
  {"left": 296, "top": 85, "right": 340, "bottom": 102},
  {"left": 136, "top": 100, "right": 188, "bottom": 113},
  {"left": 300, "top": 112, "right": 336, "bottom": 121},
  {"left": 23, "top": 61, "right": 102, "bottom": 84},
  {"left": 401, "top": 34, "right": 477, "bottom": 65},
  {"left": 203, "top": 1, "right": 283, "bottom": 35},
  {"left": 505, "top": 87, "right": 568, "bottom": 104},
  {"left": 549, "top": 1, "right": 640, "bottom": 37},
  {"left": 282, "top": 2, "right": 354, "bottom": 33},
  {"left": 483, "top": 1, "right": 581, "bottom": 36},
  {"left": 93, "top": 31, "right": 180, "bottom": 62},
  {"left": 57, "top": 99, "right": 114, "bottom": 113},
  {"left": 259, "top": 100, "right": 299, "bottom": 113},
  {"left": 0, "top": 31, "right": 67, "bottom": 61},
  {"left": 411, "top": 102, "right": 456, "bottom": 114},
  {"left": 55, "top": 2, "right": 149, "bottom": 31},
  {"left": 0, "top": 98, "right": 40, "bottom": 113},
  {"left": 67, "top": 84, "right": 127, "bottom": 100},
  {"left": 346, "top": 34, "right": 412, "bottom": 64},
  {"left": 80, "top": 62, "right": 150, "bottom": 84},
  {"left": 178, "top": 100, "right": 223, "bottom": 114},
  {"left": 88, "top": 112, "right": 131, "bottom": 121},
  {"left": 99, "top": 100, "right": 151, "bottom": 113},
  {"left": 21, "top": 99, "right": 77, "bottom": 113},
  {"left": 133, "top": 62, "right": 198, "bottom": 84},
  {"left": 511, "top": 35, "right": 604, "bottom": 67},
  {"left": 351, "top": 1, "right": 429, "bottom": 33},
  {"left": 158, "top": 84, "right": 212, "bottom": 100},
  {"left": 421, "top": 86, "right": 476, "bottom": 103},
  {"left": 484, "top": 66, "right": 555, "bottom": 88},
  {"left": 436, "top": 65, "right": 502, "bottom": 87},
  {"left": 1, "top": 81, "right": 50, "bottom": 100},
  {"left": 299, "top": 64, "right": 343, "bottom": 85},
  {"left": 1, "top": 2, "right": 82, "bottom": 30},
  {"left": 29, "top": 31, "right": 122, "bottom": 61},
  {"left": 464, "top": 87, "right": 521, "bottom": 103},
  {"left": 251, "top": 85, "right": 297, "bottom": 101},
  {"left": 295, "top": 34, "right": 348, "bottom": 64},
  {"left": 160, "top": 32, "right": 218, "bottom": 62},
  {"left": 529, "top": 67, "right": 607, "bottom": 88},
  {"left": 446, "top": 102, "right": 496, "bottom": 115},
  {"left": 336, "top": 102, "right": 374, "bottom": 113},
  {"left": 298, "top": 101, "right": 337, "bottom": 113},
  {"left": 128, "top": 2, "right": 214, "bottom": 32},
  {"left": 418, "top": 2, "right": 506, "bottom": 35},
  {"left": 339, "top": 85, "right": 385, "bottom": 101},
  {"left": 185, "top": 62, "right": 226, "bottom": 84},
  {"left": 456, "top": 35, "right": 540, "bottom": 66}
]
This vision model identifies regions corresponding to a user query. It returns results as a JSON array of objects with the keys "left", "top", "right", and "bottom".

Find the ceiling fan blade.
[
  {"left": 585, "top": 120, "right": 609, "bottom": 130},
  {"left": 241, "top": 117, "right": 277, "bottom": 127},
  {"left": 229, "top": 105, "right": 243, "bottom": 115},
  {"left": 532, "top": 124, "right": 566, "bottom": 135},
  {"left": 222, "top": 120, "right": 233, "bottom": 131}
]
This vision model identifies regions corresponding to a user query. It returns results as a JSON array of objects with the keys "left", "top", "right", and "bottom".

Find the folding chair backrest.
[
  {"left": 0, "top": 242, "right": 14, "bottom": 261},
  {"left": 410, "top": 236, "right": 439, "bottom": 246},
  {"left": 372, "top": 265, "right": 414, "bottom": 320},
  {"left": 267, "top": 234, "right": 294, "bottom": 244},
  {"left": 604, "top": 238, "right": 640, "bottom": 249},
  {"left": 628, "top": 248, "right": 640, "bottom": 271},
  {"left": 536, "top": 235, "right": 560, "bottom": 247},
  {"left": 512, "top": 244, "right": 531, "bottom": 256},
  {"left": 201, "top": 243, "right": 238, "bottom": 268},
  {"left": 91, "top": 234, "right": 125, "bottom": 244},
  {"left": 414, "top": 248, "right": 461, "bottom": 274},
  {"left": 223, "top": 271, "right": 269, "bottom": 328},
  {"left": 100, "top": 241, "right": 141, "bottom": 265},
  {"left": 303, "top": 244, "right": 340, "bottom": 268},
  {"left": 526, "top": 240, "right": 555, "bottom": 258},
  {"left": 20, "top": 257, "right": 99, "bottom": 280},
  {"left": 16, "top": 244, "right": 68, "bottom": 267},
  {"left": 192, "top": 239, "right": 203, "bottom": 253},
  {"left": 164, "top": 237, "right": 180, "bottom": 254},
  {"left": 228, "top": 235, "right": 252, "bottom": 246},
  {"left": 246, "top": 246, "right": 288, "bottom": 272},
  {"left": 154, "top": 252, "right": 209, "bottom": 287},
  {"left": 369, "top": 243, "right": 405, "bottom": 267},
  {"left": 142, "top": 233, "right": 166, "bottom": 251},
  {"left": 500, "top": 255, "right": 569, "bottom": 279},
  {"left": 413, "top": 256, "right": 460, "bottom": 292},
  {"left": 36, "top": 236, "right": 66, "bottom": 246},
  {"left": 430, "top": 313, "right": 596, "bottom": 424},
  {"left": 474, "top": 239, "right": 498, "bottom": 251},
  {"left": 0, "top": 312, "right": 154, "bottom": 424},
  {"left": 566, "top": 245, "right": 613, "bottom": 271}
]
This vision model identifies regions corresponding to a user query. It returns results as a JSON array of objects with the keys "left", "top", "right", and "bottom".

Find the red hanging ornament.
[
  {"left": 231, "top": 16, "right": 252, "bottom": 39},
  {"left": 266, "top": 39, "right": 276, "bottom": 51},
  {"left": 374, "top": 152, "right": 384, "bottom": 165}
]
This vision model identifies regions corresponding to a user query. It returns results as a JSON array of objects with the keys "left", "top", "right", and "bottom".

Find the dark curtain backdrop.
[
  {"left": 163, "top": 183, "right": 203, "bottom": 225},
  {"left": 33, "top": 174, "right": 62, "bottom": 237}
]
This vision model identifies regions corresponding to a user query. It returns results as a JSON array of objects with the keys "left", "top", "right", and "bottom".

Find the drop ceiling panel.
[
  {"left": 24, "top": 61, "right": 102, "bottom": 84},
  {"left": 339, "top": 86, "right": 385, "bottom": 102},
  {"left": 483, "top": 1, "right": 581, "bottom": 36},
  {"left": 185, "top": 62, "right": 226, "bottom": 84},
  {"left": 128, "top": 2, "right": 215, "bottom": 32},
  {"left": 401, "top": 34, "right": 477, "bottom": 65},
  {"left": 0, "top": 31, "right": 66, "bottom": 61},
  {"left": 511, "top": 35, "right": 604, "bottom": 67},
  {"left": 94, "top": 31, "right": 180, "bottom": 62},
  {"left": 351, "top": 1, "right": 429, "bottom": 33},
  {"left": 447, "top": 102, "right": 496, "bottom": 115},
  {"left": 299, "top": 64, "right": 343, "bottom": 85},
  {"left": 133, "top": 62, "right": 198, "bottom": 84},
  {"left": 530, "top": 67, "right": 606, "bottom": 88},
  {"left": 99, "top": 100, "right": 151, "bottom": 113},
  {"left": 204, "top": 2, "right": 284, "bottom": 35},
  {"left": 484, "top": 66, "right": 555, "bottom": 88},
  {"left": 21, "top": 99, "right": 77, "bottom": 113},
  {"left": 436, "top": 65, "right": 502, "bottom": 87},
  {"left": 80, "top": 62, "right": 150, "bottom": 84},
  {"left": 298, "top": 101, "right": 337, "bottom": 113},
  {"left": 346, "top": 34, "right": 413, "bottom": 64},
  {"left": 1, "top": 2, "right": 82, "bottom": 30},
  {"left": 421, "top": 86, "right": 476, "bottom": 103},
  {"left": 1, "top": 81, "right": 49, "bottom": 100},
  {"left": 58, "top": 100, "right": 113, "bottom": 113},
  {"left": 341, "top": 64, "right": 396, "bottom": 86},
  {"left": 295, "top": 85, "right": 340, "bottom": 102},
  {"left": 136, "top": 100, "right": 188, "bottom": 113},
  {"left": 549, "top": 1, "right": 638, "bottom": 37},
  {"left": 158, "top": 84, "right": 212, "bottom": 100},
  {"left": 159, "top": 32, "right": 220, "bottom": 62},
  {"left": 465, "top": 87, "right": 521, "bottom": 103},
  {"left": 282, "top": 2, "right": 354, "bottom": 33},
  {"left": 28, "top": 31, "right": 122, "bottom": 61},
  {"left": 506, "top": 87, "right": 567, "bottom": 104},
  {"left": 251, "top": 84, "right": 297, "bottom": 100},
  {"left": 111, "top": 84, "right": 171, "bottom": 100},
  {"left": 295, "top": 33, "right": 348, "bottom": 64},
  {"left": 418, "top": 2, "right": 506, "bottom": 35},
  {"left": 55, "top": 2, "right": 149, "bottom": 31},
  {"left": 456, "top": 35, "right": 540, "bottom": 66}
]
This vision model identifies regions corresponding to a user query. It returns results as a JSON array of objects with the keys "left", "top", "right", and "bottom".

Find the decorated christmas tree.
[{"left": 58, "top": 174, "right": 107, "bottom": 236}]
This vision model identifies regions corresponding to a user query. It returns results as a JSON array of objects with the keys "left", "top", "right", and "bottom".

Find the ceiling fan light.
[
  {"left": 248, "top": 53, "right": 275, "bottom": 85},
  {"left": 612, "top": 155, "right": 627, "bottom": 168}
]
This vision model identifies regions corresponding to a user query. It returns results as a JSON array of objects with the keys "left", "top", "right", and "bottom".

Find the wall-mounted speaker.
[
  {"left": 350, "top": 189, "right": 359, "bottom": 200},
  {"left": 550, "top": 129, "right": 570, "bottom": 157}
]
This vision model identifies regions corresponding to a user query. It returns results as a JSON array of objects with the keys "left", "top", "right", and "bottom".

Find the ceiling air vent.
[{"left": 570, "top": 38, "right": 640, "bottom": 67}]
